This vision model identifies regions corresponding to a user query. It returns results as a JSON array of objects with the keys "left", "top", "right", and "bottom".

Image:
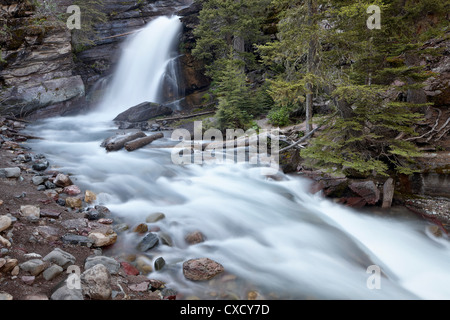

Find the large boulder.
[{"left": 113, "top": 102, "right": 173, "bottom": 123}]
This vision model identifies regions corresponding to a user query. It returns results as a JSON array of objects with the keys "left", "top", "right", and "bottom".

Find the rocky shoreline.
[{"left": 0, "top": 116, "right": 225, "bottom": 300}]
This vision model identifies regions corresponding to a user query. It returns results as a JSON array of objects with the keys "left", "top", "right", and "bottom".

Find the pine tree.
[{"left": 299, "top": 0, "right": 446, "bottom": 177}]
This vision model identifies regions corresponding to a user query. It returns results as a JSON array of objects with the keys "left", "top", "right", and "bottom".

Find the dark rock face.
[{"left": 113, "top": 102, "right": 173, "bottom": 122}]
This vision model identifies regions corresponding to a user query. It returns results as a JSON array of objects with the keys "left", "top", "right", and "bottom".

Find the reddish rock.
[
  {"left": 345, "top": 197, "right": 367, "bottom": 208},
  {"left": 349, "top": 181, "right": 380, "bottom": 205},
  {"left": 183, "top": 258, "right": 224, "bottom": 281},
  {"left": 121, "top": 262, "right": 140, "bottom": 276},
  {"left": 133, "top": 223, "right": 148, "bottom": 234},
  {"left": 63, "top": 185, "right": 81, "bottom": 195},
  {"left": 21, "top": 275, "right": 35, "bottom": 285},
  {"left": 128, "top": 282, "right": 149, "bottom": 292},
  {"left": 39, "top": 209, "right": 62, "bottom": 218},
  {"left": 185, "top": 231, "right": 205, "bottom": 245}
]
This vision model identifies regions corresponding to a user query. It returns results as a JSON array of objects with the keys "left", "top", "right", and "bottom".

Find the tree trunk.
[
  {"left": 124, "top": 133, "right": 164, "bottom": 152},
  {"left": 104, "top": 132, "right": 147, "bottom": 152}
]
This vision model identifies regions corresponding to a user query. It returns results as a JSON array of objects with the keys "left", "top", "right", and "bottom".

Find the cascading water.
[
  {"left": 96, "top": 16, "right": 183, "bottom": 118},
  {"left": 25, "top": 16, "right": 450, "bottom": 300}
]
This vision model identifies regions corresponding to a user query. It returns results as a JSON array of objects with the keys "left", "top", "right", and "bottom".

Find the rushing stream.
[{"left": 24, "top": 16, "right": 450, "bottom": 300}]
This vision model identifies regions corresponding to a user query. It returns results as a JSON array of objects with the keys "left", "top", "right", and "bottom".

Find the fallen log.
[
  {"left": 105, "top": 132, "right": 147, "bottom": 152},
  {"left": 154, "top": 111, "right": 216, "bottom": 123},
  {"left": 124, "top": 132, "right": 164, "bottom": 152}
]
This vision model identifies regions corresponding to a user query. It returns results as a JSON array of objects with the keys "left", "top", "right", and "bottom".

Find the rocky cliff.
[{"left": 0, "top": 0, "right": 208, "bottom": 119}]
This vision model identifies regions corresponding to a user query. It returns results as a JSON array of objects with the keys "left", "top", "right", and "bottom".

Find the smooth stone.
[
  {"left": 20, "top": 205, "right": 40, "bottom": 218},
  {"left": 53, "top": 173, "right": 73, "bottom": 187},
  {"left": 50, "top": 280, "right": 83, "bottom": 300},
  {"left": 0, "top": 215, "right": 12, "bottom": 232},
  {"left": 43, "top": 248, "right": 76, "bottom": 269},
  {"left": 21, "top": 275, "right": 36, "bottom": 285},
  {"left": 145, "top": 212, "right": 166, "bottom": 223},
  {"left": 32, "top": 175, "right": 46, "bottom": 186},
  {"left": 63, "top": 185, "right": 81, "bottom": 195},
  {"left": 185, "top": 231, "right": 205, "bottom": 245},
  {"left": 120, "top": 261, "right": 140, "bottom": 276},
  {"left": 84, "top": 190, "right": 97, "bottom": 204},
  {"left": 88, "top": 231, "right": 117, "bottom": 247},
  {"left": 133, "top": 223, "right": 148, "bottom": 234},
  {"left": 182, "top": 258, "right": 224, "bottom": 281},
  {"left": 44, "top": 181, "right": 56, "bottom": 189},
  {"left": 32, "top": 159, "right": 49, "bottom": 171},
  {"left": 19, "top": 259, "right": 46, "bottom": 276},
  {"left": 4, "top": 167, "right": 21, "bottom": 178},
  {"left": 137, "top": 232, "right": 159, "bottom": 252},
  {"left": 84, "top": 255, "right": 120, "bottom": 275},
  {"left": 43, "top": 265, "right": 64, "bottom": 281},
  {"left": 0, "top": 292, "right": 13, "bottom": 300},
  {"left": 65, "top": 197, "right": 82, "bottom": 209},
  {"left": 154, "top": 257, "right": 165, "bottom": 271}
]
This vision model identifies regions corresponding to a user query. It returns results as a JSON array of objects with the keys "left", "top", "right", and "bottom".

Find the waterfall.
[{"left": 96, "top": 16, "right": 182, "bottom": 119}]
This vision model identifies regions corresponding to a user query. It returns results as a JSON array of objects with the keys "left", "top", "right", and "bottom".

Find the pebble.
[
  {"left": 19, "top": 259, "right": 46, "bottom": 276},
  {"left": 20, "top": 205, "right": 40, "bottom": 218},
  {"left": 128, "top": 281, "right": 149, "bottom": 292},
  {"left": 154, "top": 257, "right": 166, "bottom": 271},
  {"left": 32, "top": 159, "right": 49, "bottom": 171},
  {"left": 85, "top": 255, "right": 120, "bottom": 275},
  {"left": 0, "top": 235, "right": 11, "bottom": 247},
  {"left": 0, "top": 292, "right": 13, "bottom": 300},
  {"left": 121, "top": 262, "right": 140, "bottom": 276},
  {"left": 4, "top": 167, "right": 21, "bottom": 178},
  {"left": 88, "top": 231, "right": 117, "bottom": 247},
  {"left": 65, "top": 197, "right": 82, "bottom": 209},
  {"left": 145, "top": 212, "right": 166, "bottom": 223},
  {"left": 21, "top": 275, "right": 36, "bottom": 285},
  {"left": 159, "top": 232, "right": 173, "bottom": 247},
  {"left": 113, "top": 223, "right": 129, "bottom": 233},
  {"left": 1, "top": 258, "right": 18, "bottom": 272},
  {"left": 39, "top": 208, "right": 62, "bottom": 219},
  {"left": 24, "top": 253, "right": 42, "bottom": 259},
  {"left": 53, "top": 173, "right": 73, "bottom": 187},
  {"left": 84, "top": 190, "right": 97, "bottom": 204},
  {"left": 43, "top": 265, "right": 64, "bottom": 281},
  {"left": 135, "top": 256, "right": 153, "bottom": 275},
  {"left": 0, "top": 215, "right": 12, "bottom": 232},
  {"left": 185, "top": 231, "right": 205, "bottom": 245},
  {"left": 137, "top": 232, "right": 159, "bottom": 252},
  {"left": 32, "top": 175, "right": 46, "bottom": 186},
  {"left": 50, "top": 282, "right": 83, "bottom": 300},
  {"left": 84, "top": 208, "right": 103, "bottom": 221},
  {"left": 43, "top": 248, "right": 76, "bottom": 269},
  {"left": 63, "top": 185, "right": 81, "bottom": 195},
  {"left": 183, "top": 258, "right": 224, "bottom": 281},
  {"left": 44, "top": 181, "right": 56, "bottom": 189},
  {"left": 133, "top": 223, "right": 148, "bottom": 234}
]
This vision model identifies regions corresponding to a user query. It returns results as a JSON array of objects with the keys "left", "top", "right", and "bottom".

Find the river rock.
[
  {"left": 84, "top": 190, "right": 97, "bottom": 204},
  {"left": 32, "top": 159, "right": 49, "bottom": 171},
  {"left": 113, "top": 102, "right": 173, "bottom": 123},
  {"left": 53, "top": 173, "right": 73, "bottom": 187},
  {"left": 185, "top": 231, "right": 205, "bottom": 245},
  {"left": 43, "top": 265, "right": 64, "bottom": 281},
  {"left": 137, "top": 232, "right": 159, "bottom": 251},
  {"left": 135, "top": 256, "right": 153, "bottom": 275},
  {"left": 120, "top": 262, "right": 140, "bottom": 276},
  {"left": 145, "top": 212, "right": 166, "bottom": 223},
  {"left": 39, "top": 208, "right": 62, "bottom": 219},
  {"left": 63, "top": 185, "right": 81, "bottom": 195},
  {"left": 44, "top": 189, "right": 59, "bottom": 201},
  {"left": 20, "top": 205, "right": 40, "bottom": 218},
  {"left": 0, "top": 215, "right": 12, "bottom": 232},
  {"left": 154, "top": 257, "right": 165, "bottom": 271},
  {"left": 81, "top": 264, "right": 112, "bottom": 300},
  {"left": 182, "top": 258, "right": 224, "bottom": 281},
  {"left": 19, "top": 259, "right": 46, "bottom": 276},
  {"left": 65, "top": 197, "right": 83, "bottom": 208},
  {"left": 349, "top": 181, "right": 380, "bottom": 205},
  {"left": 4, "top": 167, "right": 21, "bottom": 178},
  {"left": 50, "top": 280, "right": 83, "bottom": 300},
  {"left": 37, "top": 225, "right": 60, "bottom": 241},
  {"left": 84, "top": 256, "right": 120, "bottom": 275},
  {"left": 22, "top": 275, "right": 36, "bottom": 285},
  {"left": 44, "top": 180, "right": 56, "bottom": 189},
  {"left": 1, "top": 258, "right": 17, "bottom": 272},
  {"left": 32, "top": 175, "right": 46, "bottom": 186},
  {"left": 61, "top": 234, "right": 94, "bottom": 247},
  {"left": 43, "top": 248, "right": 76, "bottom": 269},
  {"left": 133, "top": 223, "right": 148, "bottom": 234},
  {"left": 0, "top": 235, "right": 11, "bottom": 247},
  {"left": 88, "top": 231, "right": 117, "bottom": 247},
  {"left": 0, "top": 292, "right": 13, "bottom": 300},
  {"left": 84, "top": 208, "right": 102, "bottom": 221}
]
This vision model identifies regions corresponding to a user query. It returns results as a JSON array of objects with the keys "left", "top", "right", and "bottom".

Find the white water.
[{"left": 25, "top": 16, "right": 450, "bottom": 300}]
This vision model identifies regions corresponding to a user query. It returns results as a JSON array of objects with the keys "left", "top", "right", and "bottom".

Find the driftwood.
[
  {"left": 124, "top": 133, "right": 164, "bottom": 152},
  {"left": 104, "top": 132, "right": 147, "bottom": 152}
]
